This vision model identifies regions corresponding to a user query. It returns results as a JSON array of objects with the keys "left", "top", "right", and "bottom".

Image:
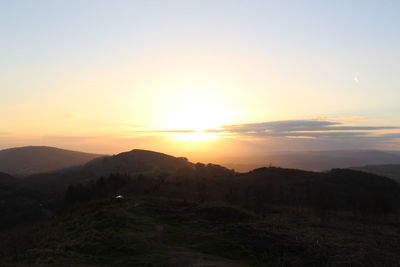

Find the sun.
[
  {"left": 165, "top": 100, "right": 222, "bottom": 132},
  {"left": 162, "top": 89, "right": 233, "bottom": 141}
]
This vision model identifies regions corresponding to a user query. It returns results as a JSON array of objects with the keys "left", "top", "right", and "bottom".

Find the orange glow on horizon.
[{"left": 172, "top": 131, "right": 219, "bottom": 142}]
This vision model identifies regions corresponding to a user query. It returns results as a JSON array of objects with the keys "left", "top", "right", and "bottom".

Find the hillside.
[
  {"left": 217, "top": 150, "right": 400, "bottom": 172},
  {"left": 84, "top": 149, "right": 193, "bottom": 174},
  {"left": 24, "top": 149, "right": 400, "bottom": 214},
  {"left": 0, "top": 146, "right": 102, "bottom": 175},
  {"left": 0, "top": 172, "right": 18, "bottom": 187},
  {"left": 351, "top": 164, "right": 400, "bottom": 184},
  {"left": 227, "top": 168, "right": 400, "bottom": 212},
  {"left": 2, "top": 149, "right": 400, "bottom": 266},
  {"left": 0, "top": 172, "right": 46, "bottom": 229},
  {"left": 63, "top": 166, "right": 400, "bottom": 217},
  {"left": 25, "top": 149, "right": 196, "bottom": 196},
  {"left": 1, "top": 197, "right": 400, "bottom": 266}
]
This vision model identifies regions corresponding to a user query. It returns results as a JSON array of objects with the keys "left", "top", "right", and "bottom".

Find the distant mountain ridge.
[
  {"left": 0, "top": 146, "right": 102, "bottom": 175},
  {"left": 23, "top": 148, "right": 400, "bottom": 214},
  {"left": 85, "top": 149, "right": 193, "bottom": 174},
  {"left": 2, "top": 148, "right": 400, "bottom": 265},
  {"left": 25, "top": 149, "right": 196, "bottom": 195},
  {"left": 351, "top": 164, "right": 400, "bottom": 184},
  {"left": 1, "top": 147, "right": 399, "bottom": 234},
  {"left": 216, "top": 150, "right": 400, "bottom": 172}
]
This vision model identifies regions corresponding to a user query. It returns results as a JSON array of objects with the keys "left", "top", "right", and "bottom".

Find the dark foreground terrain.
[
  {"left": 1, "top": 149, "right": 400, "bottom": 266},
  {"left": 1, "top": 197, "right": 400, "bottom": 267}
]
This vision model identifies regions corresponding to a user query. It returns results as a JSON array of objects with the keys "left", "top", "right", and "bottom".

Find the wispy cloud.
[
  {"left": 133, "top": 119, "right": 400, "bottom": 142},
  {"left": 374, "top": 133, "right": 400, "bottom": 140},
  {"left": 216, "top": 120, "right": 399, "bottom": 138},
  {"left": 29, "top": 119, "right": 400, "bottom": 154},
  {"left": 208, "top": 119, "right": 400, "bottom": 151},
  {"left": 313, "top": 115, "right": 367, "bottom": 122}
]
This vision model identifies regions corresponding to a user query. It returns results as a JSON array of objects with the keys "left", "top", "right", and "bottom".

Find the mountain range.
[
  {"left": 3, "top": 146, "right": 400, "bottom": 175},
  {"left": 351, "top": 164, "right": 400, "bottom": 184},
  {"left": 1, "top": 146, "right": 400, "bottom": 266},
  {"left": 0, "top": 146, "right": 101, "bottom": 175},
  {"left": 215, "top": 150, "right": 400, "bottom": 172},
  {"left": 16, "top": 148, "right": 400, "bottom": 213}
]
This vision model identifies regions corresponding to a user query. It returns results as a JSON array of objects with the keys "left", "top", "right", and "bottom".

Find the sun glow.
[
  {"left": 174, "top": 131, "right": 218, "bottom": 142},
  {"left": 165, "top": 93, "right": 229, "bottom": 131},
  {"left": 160, "top": 86, "right": 234, "bottom": 142}
]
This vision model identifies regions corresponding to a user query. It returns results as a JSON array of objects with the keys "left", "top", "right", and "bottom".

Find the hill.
[
  {"left": 24, "top": 149, "right": 400, "bottom": 215},
  {"left": 2, "top": 149, "right": 400, "bottom": 265},
  {"left": 84, "top": 149, "right": 193, "bottom": 174},
  {"left": 351, "top": 164, "right": 400, "bottom": 184},
  {"left": 0, "top": 172, "right": 18, "bottom": 187},
  {"left": 0, "top": 172, "right": 46, "bottom": 229},
  {"left": 62, "top": 166, "right": 400, "bottom": 216},
  {"left": 1, "top": 197, "right": 400, "bottom": 266},
  {"left": 24, "top": 149, "right": 197, "bottom": 196},
  {"left": 225, "top": 168, "right": 400, "bottom": 213},
  {"left": 0, "top": 146, "right": 102, "bottom": 175},
  {"left": 216, "top": 150, "right": 400, "bottom": 172}
]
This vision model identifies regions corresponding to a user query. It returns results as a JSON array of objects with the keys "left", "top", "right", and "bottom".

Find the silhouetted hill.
[
  {"left": 25, "top": 149, "right": 400, "bottom": 215},
  {"left": 3, "top": 149, "right": 400, "bottom": 265},
  {"left": 217, "top": 150, "right": 400, "bottom": 172},
  {"left": 223, "top": 167, "right": 400, "bottom": 213},
  {"left": 0, "top": 172, "right": 46, "bottom": 229},
  {"left": 25, "top": 149, "right": 196, "bottom": 195},
  {"left": 85, "top": 149, "right": 193, "bottom": 174},
  {"left": 351, "top": 164, "right": 400, "bottom": 184},
  {"left": 0, "top": 172, "right": 26, "bottom": 200},
  {"left": 0, "top": 146, "right": 101, "bottom": 175},
  {"left": 60, "top": 161, "right": 400, "bottom": 216},
  {"left": 0, "top": 172, "right": 18, "bottom": 186},
  {"left": 2, "top": 197, "right": 400, "bottom": 266}
]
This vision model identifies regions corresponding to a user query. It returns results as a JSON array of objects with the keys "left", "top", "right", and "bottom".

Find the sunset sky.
[{"left": 1, "top": 1, "right": 400, "bottom": 157}]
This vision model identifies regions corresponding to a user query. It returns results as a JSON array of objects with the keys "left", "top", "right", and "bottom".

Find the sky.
[{"left": 1, "top": 0, "right": 400, "bottom": 157}]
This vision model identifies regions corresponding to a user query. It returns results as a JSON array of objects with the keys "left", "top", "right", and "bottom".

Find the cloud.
[
  {"left": 213, "top": 120, "right": 400, "bottom": 141},
  {"left": 374, "top": 133, "right": 400, "bottom": 140},
  {"left": 223, "top": 120, "right": 338, "bottom": 132},
  {"left": 244, "top": 131, "right": 370, "bottom": 138},
  {"left": 313, "top": 115, "right": 367, "bottom": 122},
  {"left": 216, "top": 120, "right": 400, "bottom": 152},
  {"left": 219, "top": 120, "right": 398, "bottom": 135},
  {"left": 134, "top": 119, "right": 400, "bottom": 144},
  {"left": 92, "top": 119, "right": 400, "bottom": 152}
]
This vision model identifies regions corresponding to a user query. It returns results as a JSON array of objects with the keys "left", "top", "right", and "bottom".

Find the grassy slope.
[
  {"left": 351, "top": 165, "right": 400, "bottom": 184},
  {"left": 1, "top": 197, "right": 400, "bottom": 267}
]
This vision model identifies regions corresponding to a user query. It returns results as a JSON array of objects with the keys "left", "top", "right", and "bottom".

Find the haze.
[{"left": 1, "top": 0, "right": 400, "bottom": 158}]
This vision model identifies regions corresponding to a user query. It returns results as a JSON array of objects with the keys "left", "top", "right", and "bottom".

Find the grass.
[{"left": 1, "top": 197, "right": 400, "bottom": 266}]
